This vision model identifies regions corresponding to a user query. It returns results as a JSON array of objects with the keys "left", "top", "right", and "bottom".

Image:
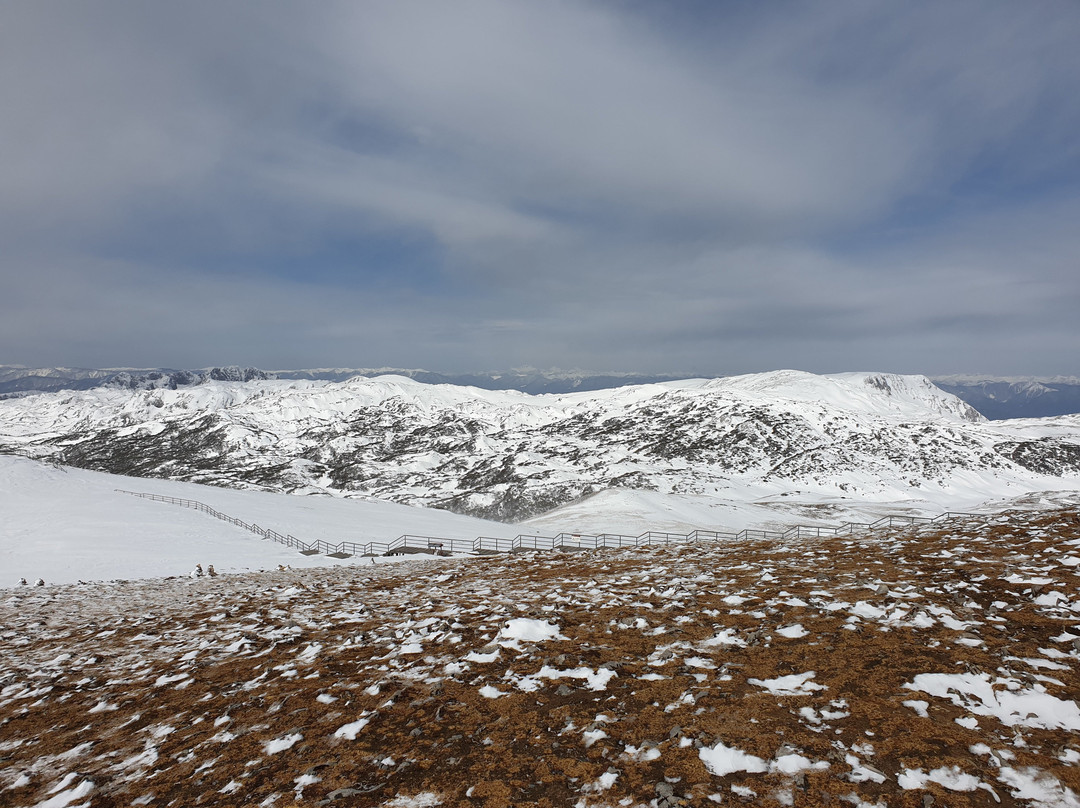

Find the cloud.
[
  {"left": 316, "top": 1, "right": 927, "bottom": 229},
  {"left": 0, "top": 1, "right": 1078, "bottom": 376}
]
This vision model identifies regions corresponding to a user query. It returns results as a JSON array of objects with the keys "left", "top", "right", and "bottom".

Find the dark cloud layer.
[{"left": 1, "top": 1, "right": 1078, "bottom": 375}]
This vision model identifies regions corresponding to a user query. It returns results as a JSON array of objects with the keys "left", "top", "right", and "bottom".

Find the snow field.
[{"left": 0, "top": 456, "right": 519, "bottom": 586}]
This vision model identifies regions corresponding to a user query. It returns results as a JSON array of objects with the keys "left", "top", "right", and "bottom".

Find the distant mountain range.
[
  {"left": 2, "top": 370, "right": 1078, "bottom": 522},
  {"left": 0, "top": 365, "right": 276, "bottom": 395},
  {"left": 3, "top": 364, "right": 1079, "bottom": 420},
  {"left": 931, "top": 376, "right": 1080, "bottom": 420}
]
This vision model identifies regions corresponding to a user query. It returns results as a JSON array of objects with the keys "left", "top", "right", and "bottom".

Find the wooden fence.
[{"left": 115, "top": 488, "right": 986, "bottom": 560}]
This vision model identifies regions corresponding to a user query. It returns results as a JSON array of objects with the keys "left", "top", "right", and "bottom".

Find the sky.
[{"left": 1, "top": 0, "right": 1078, "bottom": 377}]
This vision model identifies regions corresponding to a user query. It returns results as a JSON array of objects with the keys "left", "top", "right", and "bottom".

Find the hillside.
[
  {"left": 1, "top": 507, "right": 1078, "bottom": 807},
  {"left": 2, "top": 371, "right": 1079, "bottom": 523},
  {"left": 0, "top": 456, "right": 518, "bottom": 587}
]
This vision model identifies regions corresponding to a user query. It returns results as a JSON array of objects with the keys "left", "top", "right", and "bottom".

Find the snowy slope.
[
  {"left": 7, "top": 453, "right": 1077, "bottom": 588},
  {"left": 704, "top": 370, "right": 983, "bottom": 422},
  {"left": 1, "top": 370, "right": 1078, "bottom": 523},
  {"left": 520, "top": 484, "right": 1080, "bottom": 536},
  {"left": 0, "top": 456, "right": 517, "bottom": 586}
]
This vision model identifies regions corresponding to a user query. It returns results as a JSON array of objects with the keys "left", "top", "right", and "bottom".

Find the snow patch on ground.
[
  {"left": 904, "top": 673, "right": 1080, "bottom": 731},
  {"left": 748, "top": 671, "right": 826, "bottom": 696},
  {"left": 699, "top": 742, "right": 768, "bottom": 776}
]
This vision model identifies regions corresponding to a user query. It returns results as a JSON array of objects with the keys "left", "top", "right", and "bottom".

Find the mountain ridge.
[
  {"left": 4, "top": 364, "right": 1080, "bottom": 419},
  {"left": 2, "top": 370, "right": 1078, "bottom": 523}
]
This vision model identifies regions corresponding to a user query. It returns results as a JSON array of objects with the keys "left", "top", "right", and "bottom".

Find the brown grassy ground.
[{"left": 1, "top": 509, "right": 1079, "bottom": 808}]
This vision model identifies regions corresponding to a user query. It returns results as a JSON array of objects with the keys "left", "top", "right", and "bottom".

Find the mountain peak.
[{"left": 704, "top": 370, "right": 984, "bottom": 423}]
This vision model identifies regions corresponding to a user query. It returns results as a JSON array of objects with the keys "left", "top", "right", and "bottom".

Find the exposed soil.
[{"left": 1, "top": 509, "right": 1079, "bottom": 807}]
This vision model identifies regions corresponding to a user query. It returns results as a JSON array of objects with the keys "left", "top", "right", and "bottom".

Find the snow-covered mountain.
[
  {"left": 7, "top": 364, "right": 1080, "bottom": 419},
  {"left": 0, "top": 364, "right": 679, "bottom": 398},
  {"left": 271, "top": 366, "right": 685, "bottom": 394},
  {"left": 0, "top": 365, "right": 118, "bottom": 395},
  {"left": 932, "top": 375, "right": 1080, "bottom": 419},
  {"left": 0, "top": 364, "right": 272, "bottom": 396},
  {"left": 2, "top": 370, "right": 1078, "bottom": 522}
]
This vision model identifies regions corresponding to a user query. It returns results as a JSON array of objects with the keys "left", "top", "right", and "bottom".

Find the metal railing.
[{"left": 115, "top": 488, "right": 987, "bottom": 561}]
